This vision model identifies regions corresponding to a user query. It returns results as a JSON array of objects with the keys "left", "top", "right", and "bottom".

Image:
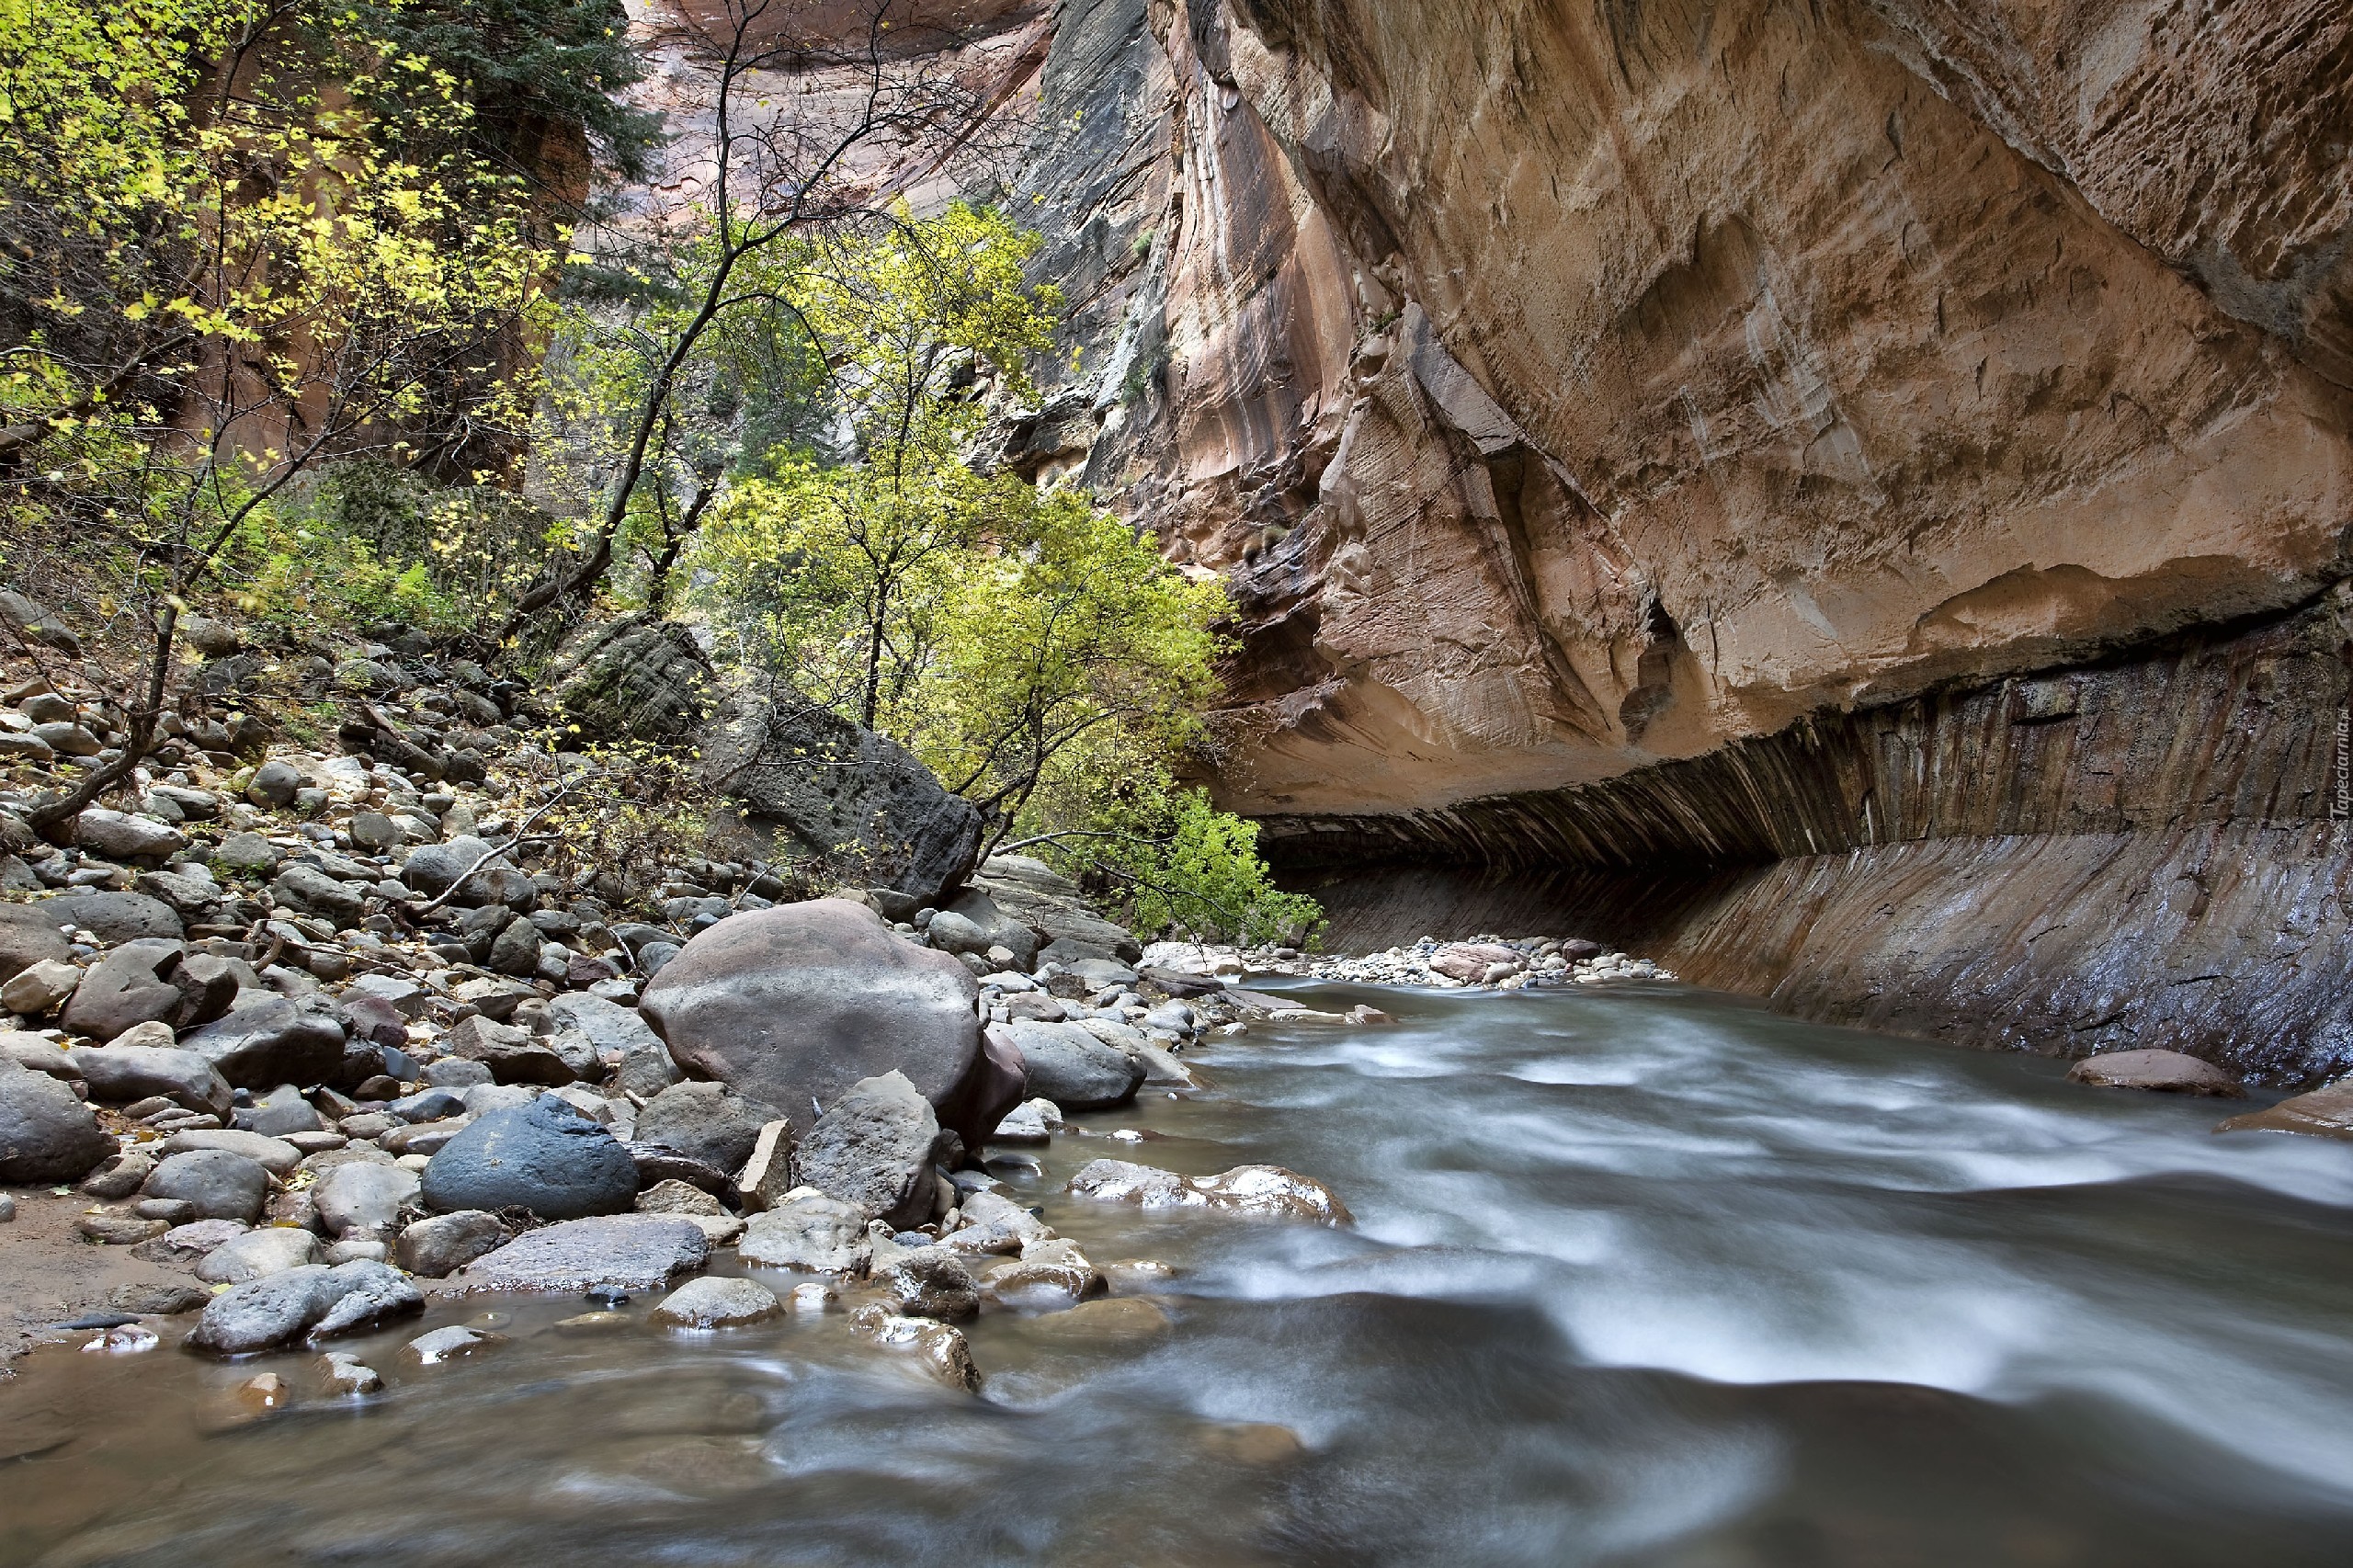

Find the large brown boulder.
[
  {"left": 2064, "top": 1050, "right": 2245, "bottom": 1096},
  {"left": 640, "top": 899, "right": 997, "bottom": 1145}
]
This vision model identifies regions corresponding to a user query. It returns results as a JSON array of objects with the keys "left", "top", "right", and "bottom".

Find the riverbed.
[{"left": 6, "top": 980, "right": 2352, "bottom": 1566}]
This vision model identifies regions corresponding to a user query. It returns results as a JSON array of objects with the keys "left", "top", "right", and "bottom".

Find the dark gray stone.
[
  {"left": 233, "top": 1084, "right": 325, "bottom": 1136},
  {"left": 399, "top": 835, "right": 500, "bottom": 901},
  {"left": 312, "top": 1161, "right": 420, "bottom": 1237},
  {"left": 183, "top": 1260, "right": 424, "bottom": 1355},
  {"left": 69, "top": 1044, "right": 233, "bottom": 1114},
  {"left": 181, "top": 996, "right": 348, "bottom": 1088},
  {"left": 551, "top": 616, "right": 710, "bottom": 744},
  {"left": 1004, "top": 1020, "right": 1144, "bottom": 1110},
  {"left": 420, "top": 1096, "right": 639, "bottom": 1220},
  {"left": 445, "top": 1213, "right": 710, "bottom": 1295},
  {"left": 73, "top": 809, "right": 186, "bottom": 862},
  {"left": 444, "top": 1014, "right": 577, "bottom": 1085},
  {"left": 640, "top": 900, "right": 1006, "bottom": 1148},
  {"left": 392, "top": 1210, "right": 508, "bottom": 1277},
  {"left": 142, "top": 1147, "right": 270, "bottom": 1221},
  {"left": 632, "top": 1080, "right": 779, "bottom": 1176},
  {"left": 0, "top": 1059, "right": 111, "bottom": 1181},
  {"left": 546, "top": 993, "right": 677, "bottom": 1097},
  {"left": 938, "top": 890, "right": 1038, "bottom": 971},
  {"left": 245, "top": 760, "right": 304, "bottom": 807},
  {"left": 702, "top": 696, "right": 982, "bottom": 909},
  {"left": 272, "top": 864, "right": 365, "bottom": 926},
  {"left": 39, "top": 892, "right": 183, "bottom": 943},
  {"left": 793, "top": 1070, "right": 940, "bottom": 1231},
  {"left": 487, "top": 915, "right": 541, "bottom": 977},
  {"left": 61, "top": 940, "right": 233, "bottom": 1041},
  {"left": 0, "top": 903, "right": 71, "bottom": 983}
]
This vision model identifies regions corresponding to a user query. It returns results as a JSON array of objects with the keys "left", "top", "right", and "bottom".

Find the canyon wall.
[{"left": 991, "top": 0, "right": 2353, "bottom": 1077}]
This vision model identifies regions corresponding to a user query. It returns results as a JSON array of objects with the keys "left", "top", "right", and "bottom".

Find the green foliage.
[{"left": 1086, "top": 783, "right": 1324, "bottom": 948}]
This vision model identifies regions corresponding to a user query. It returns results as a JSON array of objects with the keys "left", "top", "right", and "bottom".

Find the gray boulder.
[
  {"left": 633, "top": 1080, "right": 779, "bottom": 1176},
  {"left": 38, "top": 891, "right": 183, "bottom": 942},
  {"left": 183, "top": 1260, "right": 424, "bottom": 1355},
  {"left": 214, "top": 831, "right": 280, "bottom": 876},
  {"left": 794, "top": 1071, "right": 941, "bottom": 1232},
  {"left": 0, "top": 1058, "right": 111, "bottom": 1181},
  {"left": 142, "top": 1147, "right": 270, "bottom": 1221},
  {"left": 444, "top": 1014, "right": 578, "bottom": 1085},
  {"left": 195, "top": 1226, "right": 321, "bottom": 1284},
  {"left": 233, "top": 1083, "right": 324, "bottom": 1136},
  {"left": 701, "top": 694, "right": 982, "bottom": 910},
  {"left": 393, "top": 1210, "right": 509, "bottom": 1277},
  {"left": 639, "top": 900, "right": 1005, "bottom": 1148},
  {"left": 487, "top": 915, "right": 541, "bottom": 976},
  {"left": 68, "top": 1044, "right": 233, "bottom": 1115},
  {"left": 1004, "top": 1019, "right": 1144, "bottom": 1110},
  {"left": 272, "top": 863, "right": 365, "bottom": 926},
  {"left": 399, "top": 835, "right": 499, "bottom": 901},
  {"left": 547, "top": 993, "right": 677, "bottom": 1097},
  {"left": 245, "top": 760, "right": 304, "bottom": 808},
  {"left": 551, "top": 615, "right": 710, "bottom": 743},
  {"left": 938, "top": 890, "right": 1038, "bottom": 971},
  {"left": 445, "top": 1212, "right": 710, "bottom": 1295},
  {"left": 651, "top": 1275, "right": 781, "bottom": 1328},
  {"left": 0, "top": 903, "right": 71, "bottom": 983},
  {"left": 737, "top": 1192, "right": 869, "bottom": 1272},
  {"left": 313, "top": 1161, "right": 422, "bottom": 1237},
  {"left": 181, "top": 996, "right": 347, "bottom": 1088},
  {"left": 61, "top": 940, "right": 234, "bottom": 1041},
  {"left": 420, "top": 1096, "right": 639, "bottom": 1220},
  {"left": 73, "top": 808, "right": 187, "bottom": 862}
]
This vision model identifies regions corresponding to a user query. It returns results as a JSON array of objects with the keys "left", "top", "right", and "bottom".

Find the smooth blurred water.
[{"left": 6, "top": 980, "right": 2353, "bottom": 1567}]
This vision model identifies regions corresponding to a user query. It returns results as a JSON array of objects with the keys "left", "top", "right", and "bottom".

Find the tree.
[
  {"left": 1, "top": 0, "right": 557, "bottom": 833},
  {"left": 494, "top": 0, "right": 1029, "bottom": 642}
]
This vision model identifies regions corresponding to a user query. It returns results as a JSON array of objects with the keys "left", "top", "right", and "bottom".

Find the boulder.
[
  {"left": 73, "top": 808, "right": 187, "bottom": 862},
  {"left": 444, "top": 1014, "right": 577, "bottom": 1085},
  {"left": 793, "top": 1071, "right": 941, "bottom": 1231},
  {"left": 0, "top": 903, "right": 72, "bottom": 982},
  {"left": 445, "top": 1212, "right": 710, "bottom": 1295},
  {"left": 877, "top": 1247, "right": 980, "bottom": 1322},
  {"left": 2214, "top": 1083, "right": 2353, "bottom": 1141},
  {"left": 142, "top": 1148, "right": 271, "bottom": 1221},
  {"left": 2, "top": 956, "right": 79, "bottom": 1015},
  {"left": 0, "top": 1058, "right": 111, "bottom": 1181},
  {"left": 392, "top": 1210, "right": 509, "bottom": 1277},
  {"left": 737, "top": 1192, "right": 870, "bottom": 1273},
  {"left": 313, "top": 1161, "right": 421, "bottom": 1236},
  {"left": 180, "top": 996, "right": 347, "bottom": 1088},
  {"left": 545, "top": 994, "right": 677, "bottom": 1096},
  {"left": 633, "top": 1080, "right": 779, "bottom": 1176},
  {"left": 1004, "top": 1020, "right": 1143, "bottom": 1110},
  {"left": 69, "top": 1044, "right": 233, "bottom": 1115},
  {"left": 37, "top": 891, "right": 183, "bottom": 942},
  {"left": 272, "top": 864, "right": 365, "bottom": 926},
  {"left": 214, "top": 831, "right": 280, "bottom": 876},
  {"left": 233, "top": 1083, "right": 325, "bottom": 1137},
  {"left": 183, "top": 1261, "right": 425, "bottom": 1355},
  {"left": 847, "top": 1304, "right": 981, "bottom": 1392},
  {"left": 61, "top": 940, "right": 233, "bottom": 1041},
  {"left": 1065, "top": 1160, "right": 1353, "bottom": 1224},
  {"left": 195, "top": 1226, "right": 323, "bottom": 1285},
  {"left": 701, "top": 694, "right": 983, "bottom": 909},
  {"left": 419, "top": 1096, "right": 640, "bottom": 1220},
  {"left": 938, "top": 890, "right": 1039, "bottom": 971},
  {"left": 486, "top": 915, "right": 542, "bottom": 977},
  {"left": 551, "top": 614, "right": 711, "bottom": 743},
  {"left": 399, "top": 835, "right": 502, "bottom": 902},
  {"left": 652, "top": 1276, "right": 782, "bottom": 1329},
  {"left": 2066, "top": 1050, "right": 2245, "bottom": 1096},
  {"left": 639, "top": 900, "right": 1005, "bottom": 1147},
  {"left": 245, "top": 760, "right": 304, "bottom": 808},
  {"left": 157, "top": 1128, "right": 303, "bottom": 1176}
]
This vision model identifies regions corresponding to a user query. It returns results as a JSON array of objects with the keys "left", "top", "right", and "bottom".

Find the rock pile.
[{"left": 1142, "top": 935, "right": 1675, "bottom": 991}]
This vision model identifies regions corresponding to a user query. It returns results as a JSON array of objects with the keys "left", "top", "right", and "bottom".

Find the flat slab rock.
[
  {"left": 1065, "top": 1159, "right": 1354, "bottom": 1225},
  {"left": 444, "top": 1214, "right": 711, "bottom": 1295},
  {"left": 2065, "top": 1049, "right": 2245, "bottom": 1096},
  {"left": 2214, "top": 1083, "right": 2353, "bottom": 1141}
]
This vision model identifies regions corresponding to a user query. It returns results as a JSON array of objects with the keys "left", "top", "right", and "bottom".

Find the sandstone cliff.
[{"left": 985, "top": 0, "right": 2353, "bottom": 1078}]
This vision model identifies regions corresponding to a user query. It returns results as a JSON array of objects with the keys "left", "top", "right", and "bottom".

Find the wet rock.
[
  {"left": 69, "top": 1044, "right": 233, "bottom": 1114},
  {"left": 318, "top": 1351, "right": 382, "bottom": 1394},
  {"left": 940, "top": 1187, "right": 1053, "bottom": 1256},
  {"left": 2066, "top": 1050, "right": 2245, "bottom": 1096},
  {"left": 313, "top": 1161, "right": 421, "bottom": 1236},
  {"left": 736, "top": 1192, "right": 870, "bottom": 1273},
  {"left": 0, "top": 1057, "right": 110, "bottom": 1180},
  {"left": 1102, "top": 1257, "right": 1178, "bottom": 1293},
  {"left": 652, "top": 1276, "right": 782, "bottom": 1329},
  {"left": 74, "top": 808, "right": 187, "bottom": 862},
  {"left": 421, "top": 1096, "right": 639, "bottom": 1219},
  {"left": 447, "top": 1213, "right": 710, "bottom": 1294},
  {"left": 3, "top": 957, "right": 80, "bottom": 1015},
  {"left": 1004, "top": 1020, "right": 1144, "bottom": 1111},
  {"left": 1040, "top": 1296, "right": 1174, "bottom": 1344},
  {"left": 847, "top": 1303, "right": 982, "bottom": 1392},
  {"left": 793, "top": 1071, "right": 941, "bottom": 1231},
  {"left": 878, "top": 1247, "right": 980, "bottom": 1322},
  {"left": 185, "top": 1260, "right": 425, "bottom": 1354},
  {"left": 638, "top": 899, "right": 1005, "bottom": 1148},
  {"left": 2214, "top": 1084, "right": 2353, "bottom": 1141},
  {"left": 989, "top": 1097, "right": 1056, "bottom": 1145},
  {"left": 392, "top": 1210, "right": 509, "bottom": 1277},
  {"left": 196, "top": 1226, "right": 323, "bottom": 1284},
  {"left": 444, "top": 1014, "right": 576, "bottom": 1085},
  {"left": 157, "top": 1128, "right": 303, "bottom": 1176},
  {"left": 403, "top": 1324, "right": 506, "bottom": 1364},
  {"left": 0, "top": 903, "right": 71, "bottom": 983},
  {"left": 983, "top": 1241, "right": 1108, "bottom": 1312},
  {"left": 634, "top": 1080, "right": 779, "bottom": 1176},
  {"left": 38, "top": 891, "right": 184, "bottom": 942},
  {"left": 142, "top": 1148, "right": 271, "bottom": 1221},
  {"left": 181, "top": 996, "right": 347, "bottom": 1089},
  {"left": 1065, "top": 1159, "right": 1353, "bottom": 1224}
]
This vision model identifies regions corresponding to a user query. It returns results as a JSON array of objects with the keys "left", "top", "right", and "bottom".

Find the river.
[{"left": 6, "top": 979, "right": 2353, "bottom": 1565}]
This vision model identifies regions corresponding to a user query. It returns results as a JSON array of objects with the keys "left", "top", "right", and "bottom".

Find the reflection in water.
[{"left": 6, "top": 982, "right": 2353, "bottom": 1566}]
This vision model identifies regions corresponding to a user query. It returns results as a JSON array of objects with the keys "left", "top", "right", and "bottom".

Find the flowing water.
[{"left": 6, "top": 980, "right": 2353, "bottom": 1566}]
